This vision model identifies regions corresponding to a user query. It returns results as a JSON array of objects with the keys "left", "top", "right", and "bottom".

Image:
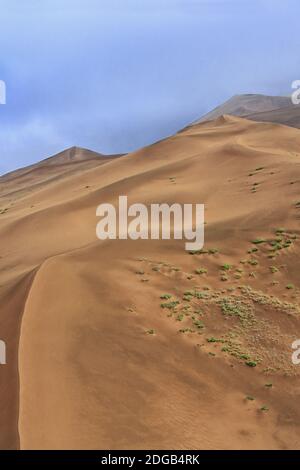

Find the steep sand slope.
[
  {"left": 0, "top": 146, "right": 124, "bottom": 449},
  {"left": 1, "top": 115, "right": 300, "bottom": 449}
]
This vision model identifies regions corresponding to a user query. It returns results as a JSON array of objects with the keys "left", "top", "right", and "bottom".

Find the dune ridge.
[{"left": 0, "top": 115, "right": 300, "bottom": 449}]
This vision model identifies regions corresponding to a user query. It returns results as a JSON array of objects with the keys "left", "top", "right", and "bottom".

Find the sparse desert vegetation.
[{"left": 1, "top": 107, "right": 300, "bottom": 451}]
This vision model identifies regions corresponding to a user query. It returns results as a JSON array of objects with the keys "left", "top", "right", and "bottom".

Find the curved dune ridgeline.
[{"left": 1, "top": 116, "right": 300, "bottom": 449}]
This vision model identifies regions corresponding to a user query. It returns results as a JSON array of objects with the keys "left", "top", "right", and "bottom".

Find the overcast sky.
[{"left": 0, "top": 0, "right": 300, "bottom": 174}]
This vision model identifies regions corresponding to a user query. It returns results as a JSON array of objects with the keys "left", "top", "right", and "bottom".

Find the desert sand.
[{"left": 0, "top": 112, "right": 300, "bottom": 449}]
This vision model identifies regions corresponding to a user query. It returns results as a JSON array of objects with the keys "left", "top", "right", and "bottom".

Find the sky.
[{"left": 0, "top": 0, "right": 300, "bottom": 174}]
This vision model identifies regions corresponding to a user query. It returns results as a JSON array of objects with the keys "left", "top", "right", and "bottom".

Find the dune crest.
[{"left": 0, "top": 114, "right": 300, "bottom": 449}]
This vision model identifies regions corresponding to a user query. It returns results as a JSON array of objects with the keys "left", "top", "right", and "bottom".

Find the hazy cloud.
[{"left": 0, "top": 0, "right": 300, "bottom": 173}]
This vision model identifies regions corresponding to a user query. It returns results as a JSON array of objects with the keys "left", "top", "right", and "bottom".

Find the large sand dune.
[{"left": 1, "top": 115, "right": 300, "bottom": 449}]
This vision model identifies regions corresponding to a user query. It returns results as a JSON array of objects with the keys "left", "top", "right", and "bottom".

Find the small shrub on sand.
[
  {"left": 206, "top": 337, "right": 225, "bottom": 343},
  {"left": 286, "top": 284, "right": 294, "bottom": 290},
  {"left": 160, "top": 294, "right": 172, "bottom": 299},
  {"left": 160, "top": 300, "right": 180, "bottom": 309},
  {"left": 193, "top": 320, "right": 204, "bottom": 329},
  {"left": 195, "top": 268, "right": 207, "bottom": 275},
  {"left": 252, "top": 238, "right": 266, "bottom": 245},
  {"left": 260, "top": 405, "right": 269, "bottom": 412},
  {"left": 245, "top": 360, "right": 257, "bottom": 367},
  {"left": 221, "top": 263, "right": 232, "bottom": 271},
  {"left": 176, "top": 313, "right": 184, "bottom": 322},
  {"left": 248, "top": 259, "right": 258, "bottom": 266}
]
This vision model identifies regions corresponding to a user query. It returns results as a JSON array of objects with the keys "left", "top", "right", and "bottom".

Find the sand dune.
[
  {"left": 0, "top": 147, "right": 123, "bottom": 199},
  {"left": 1, "top": 115, "right": 300, "bottom": 449}
]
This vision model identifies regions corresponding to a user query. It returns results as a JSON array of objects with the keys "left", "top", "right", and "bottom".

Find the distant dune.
[
  {"left": 0, "top": 147, "right": 123, "bottom": 201},
  {"left": 1, "top": 111, "right": 300, "bottom": 449},
  {"left": 193, "top": 93, "right": 300, "bottom": 130},
  {"left": 193, "top": 94, "right": 292, "bottom": 123},
  {"left": 192, "top": 93, "right": 300, "bottom": 130}
]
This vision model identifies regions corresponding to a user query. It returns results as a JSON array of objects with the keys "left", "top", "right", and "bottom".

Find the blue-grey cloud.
[{"left": 0, "top": 0, "right": 300, "bottom": 174}]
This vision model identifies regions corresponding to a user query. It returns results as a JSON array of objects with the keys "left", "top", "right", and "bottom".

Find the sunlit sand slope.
[{"left": 1, "top": 116, "right": 300, "bottom": 449}]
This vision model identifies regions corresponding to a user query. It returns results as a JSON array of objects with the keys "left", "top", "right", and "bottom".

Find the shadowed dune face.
[
  {"left": 193, "top": 94, "right": 293, "bottom": 124},
  {"left": 192, "top": 94, "right": 300, "bottom": 130},
  {"left": 1, "top": 115, "right": 300, "bottom": 449},
  {"left": 245, "top": 105, "right": 300, "bottom": 130}
]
